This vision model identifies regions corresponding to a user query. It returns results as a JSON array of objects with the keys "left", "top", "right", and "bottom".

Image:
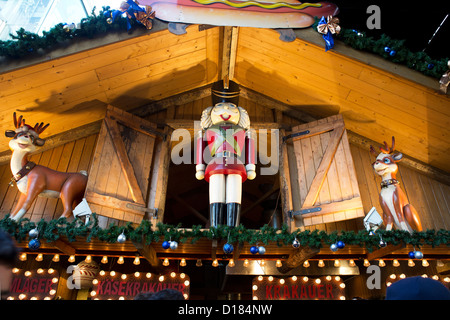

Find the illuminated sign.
[
  {"left": 8, "top": 268, "right": 59, "bottom": 300},
  {"left": 90, "top": 271, "right": 190, "bottom": 300},
  {"left": 252, "top": 275, "right": 346, "bottom": 300}
]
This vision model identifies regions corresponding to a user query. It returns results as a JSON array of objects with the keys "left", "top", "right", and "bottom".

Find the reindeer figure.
[
  {"left": 370, "top": 137, "right": 422, "bottom": 232},
  {"left": 5, "top": 113, "right": 88, "bottom": 221}
]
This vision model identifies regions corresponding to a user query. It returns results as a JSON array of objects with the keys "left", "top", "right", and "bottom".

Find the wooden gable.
[
  {"left": 282, "top": 114, "right": 364, "bottom": 228},
  {"left": 85, "top": 105, "right": 170, "bottom": 224}
]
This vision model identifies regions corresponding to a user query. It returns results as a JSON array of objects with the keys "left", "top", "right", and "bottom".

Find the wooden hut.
[{"left": 0, "top": 17, "right": 448, "bottom": 301}]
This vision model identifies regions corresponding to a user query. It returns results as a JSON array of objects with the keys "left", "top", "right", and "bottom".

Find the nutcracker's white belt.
[{"left": 214, "top": 151, "right": 235, "bottom": 158}]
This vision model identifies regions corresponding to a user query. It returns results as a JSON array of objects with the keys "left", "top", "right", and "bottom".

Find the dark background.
[{"left": 333, "top": 0, "right": 449, "bottom": 59}]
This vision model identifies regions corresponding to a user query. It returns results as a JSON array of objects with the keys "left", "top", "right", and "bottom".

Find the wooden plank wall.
[
  {"left": 0, "top": 98, "right": 448, "bottom": 232},
  {"left": 234, "top": 27, "right": 450, "bottom": 173},
  {"left": 0, "top": 27, "right": 220, "bottom": 157},
  {"left": 350, "top": 143, "right": 450, "bottom": 231},
  {"left": 0, "top": 135, "right": 97, "bottom": 222}
]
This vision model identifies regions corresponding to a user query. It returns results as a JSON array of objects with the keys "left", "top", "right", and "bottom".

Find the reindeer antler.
[
  {"left": 369, "top": 145, "right": 378, "bottom": 156},
  {"left": 13, "top": 112, "right": 26, "bottom": 129},
  {"left": 33, "top": 122, "right": 50, "bottom": 135},
  {"left": 380, "top": 136, "right": 395, "bottom": 154}
]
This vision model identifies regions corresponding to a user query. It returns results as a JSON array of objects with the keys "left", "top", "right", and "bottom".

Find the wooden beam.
[
  {"left": 132, "top": 237, "right": 162, "bottom": 269},
  {"left": 347, "top": 131, "right": 450, "bottom": 185},
  {"left": 52, "top": 239, "right": 76, "bottom": 255},
  {"left": 366, "top": 243, "right": 405, "bottom": 261},
  {"left": 104, "top": 117, "right": 146, "bottom": 205},
  {"left": 0, "top": 120, "right": 102, "bottom": 165},
  {"left": 277, "top": 246, "right": 320, "bottom": 274},
  {"left": 239, "top": 86, "right": 317, "bottom": 123}
]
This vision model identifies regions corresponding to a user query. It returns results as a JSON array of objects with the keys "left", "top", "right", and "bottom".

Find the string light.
[
  {"left": 276, "top": 259, "right": 282, "bottom": 268},
  {"left": 117, "top": 256, "right": 124, "bottom": 264},
  {"left": 180, "top": 258, "right": 186, "bottom": 267},
  {"left": 101, "top": 256, "right": 108, "bottom": 264},
  {"left": 196, "top": 259, "right": 203, "bottom": 267},
  {"left": 334, "top": 259, "right": 340, "bottom": 267},
  {"left": 68, "top": 255, "right": 75, "bottom": 263},
  {"left": 408, "top": 259, "right": 415, "bottom": 267},
  {"left": 19, "top": 253, "right": 27, "bottom": 261},
  {"left": 303, "top": 260, "right": 310, "bottom": 268},
  {"left": 133, "top": 256, "right": 140, "bottom": 265},
  {"left": 228, "top": 259, "right": 235, "bottom": 267},
  {"left": 318, "top": 259, "right": 325, "bottom": 267},
  {"left": 378, "top": 259, "right": 386, "bottom": 267},
  {"left": 349, "top": 259, "right": 356, "bottom": 267},
  {"left": 363, "top": 259, "right": 370, "bottom": 267},
  {"left": 212, "top": 259, "right": 219, "bottom": 267},
  {"left": 85, "top": 255, "right": 92, "bottom": 263},
  {"left": 243, "top": 259, "right": 249, "bottom": 267},
  {"left": 163, "top": 258, "right": 169, "bottom": 266},
  {"left": 422, "top": 259, "right": 429, "bottom": 267},
  {"left": 52, "top": 254, "right": 60, "bottom": 262},
  {"left": 393, "top": 259, "right": 400, "bottom": 267},
  {"left": 35, "top": 254, "right": 43, "bottom": 262}
]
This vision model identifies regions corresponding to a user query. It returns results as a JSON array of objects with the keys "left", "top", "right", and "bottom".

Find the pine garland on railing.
[
  {"left": 1, "top": 214, "right": 448, "bottom": 253},
  {"left": 0, "top": 8, "right": 448, "bottom": 81},
  {"left": 0, "top": 6, "right": 128, "bottom": 59},
  {"left": 313, "top": 18, "right": 449, "bottom": 79}
]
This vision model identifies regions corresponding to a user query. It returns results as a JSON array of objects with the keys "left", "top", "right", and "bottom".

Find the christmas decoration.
[
  {"left": 292, "top": 238, "right": 301, "bottom": 248},
  {"left": 5, "top": 113, "right": 88, "bottom": 222},
  {"left": 439, "top": 60, "right": 450, "bottom": 94},
  {"left": 103, "top": 0, "right": 155, "bottom": 31},
  {"left": 250, "top": 245, "right": 259, "bottom": 254},
  {"left": 330, "top": 243, "right": 338, "bottom": 252},
  {"left": 316, "top": 15, "right": 340, "bottom": 51},
  {"left": 336, "top": 240, "right": 345, "bottom": 249},
  {"left": 170, "top": 240, "right": 178, "bottom": 250},
  {"left": 370, "top": 137, "right": 422, "bottom": 232},
  {"left": 258, "top": 246, "right": 266, "bottom": 255},
  {"left": 414, "top": 251, "right": 424, "bottom": 259},
  {"left": 117, "top": 231, "right": 127, "bottom": 243},
  {"left": 195, "top": 78, "right": 255, "bottom": 228},
  {"left": 28, "top": 227, "right": 39, "bottom": 239},
  {"left": 379, "top": 239, "right": 387, "bottom": 247},
  {"left": 28, "top": 238, "right": 41, "bottom": 250},
  {"left": 223, "top": 243, "right": 234, "bottom": 254},
  {"left": 1, "top": 213, "right": 449, "bottom": 254},
  {"left": 162, "top": 240, "right": 170, "bottom": 249}
]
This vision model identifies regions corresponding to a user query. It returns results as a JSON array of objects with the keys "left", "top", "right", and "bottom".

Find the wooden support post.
[
  {"left": 366, "top": 243, "right": 405, "bottom": 261},
  {"left": 278, "top": 246, "right": 320, "bottom": 274},
  {"left": 132, "top": 237, "right": 162, "bottom": 271}
]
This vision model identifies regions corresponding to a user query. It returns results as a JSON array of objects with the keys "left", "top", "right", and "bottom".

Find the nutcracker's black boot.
[
  {"left": 210, "top": 203, "right": 225, "bottom": 228},
  {"left": 226, "top": 203, "right": 241, "bottom": 228}
]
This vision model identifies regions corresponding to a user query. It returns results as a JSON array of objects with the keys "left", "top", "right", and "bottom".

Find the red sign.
[
  {"left": 252, "top": 276, "right": 345, "bottom": 300},
  {"left": 8, "top": 269, "right": 59, "bottom": 300},
  {"left": 91, "top": 271, "right": 190, "bottom": 300}
]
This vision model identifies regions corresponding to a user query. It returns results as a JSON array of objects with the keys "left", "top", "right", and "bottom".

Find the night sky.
[{"left": 332, "top": 0, "right": 449, "bottom": 59}]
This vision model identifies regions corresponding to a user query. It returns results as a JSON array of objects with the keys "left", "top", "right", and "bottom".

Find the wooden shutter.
[
  {"left": 85, "top": 105, "right": 169, "bottom": 223},
  {"left": 282, "top": 115, "right": 364, "bottom": 228}
]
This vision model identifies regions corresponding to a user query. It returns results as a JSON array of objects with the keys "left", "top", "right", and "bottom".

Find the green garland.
[
  {"left": 1, "top": 213, "right": 448, "bottom": 253},
  {"left": 0, "top": 8, "right": 448, "bottom": 81},
  {"left": 312, "top": 19, "right": 449, "bottom": 79},
  {"left": 0, "top": 6, "right": 129, "bottom": 59}
]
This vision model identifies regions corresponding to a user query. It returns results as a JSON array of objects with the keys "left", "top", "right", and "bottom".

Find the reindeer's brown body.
[
  {"left": 6, "top": 113, "right": 88, "bottom": 221},
  {"left": 370, "top": 137, "right": 422, "bottom": 232}
]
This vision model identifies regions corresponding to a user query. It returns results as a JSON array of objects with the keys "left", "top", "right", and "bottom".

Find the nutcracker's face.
[{"left": 210, "top": 102, "right": 240, "bottom": 125}]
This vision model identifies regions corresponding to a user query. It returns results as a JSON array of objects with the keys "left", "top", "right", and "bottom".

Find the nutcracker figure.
[{"left": 196, "top": 79, "right": 256, "bottom": 227}]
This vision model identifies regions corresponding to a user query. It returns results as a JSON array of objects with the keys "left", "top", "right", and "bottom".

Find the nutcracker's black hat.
[{"left": 211, "top": 77, "right": 240, "bottom": 105}]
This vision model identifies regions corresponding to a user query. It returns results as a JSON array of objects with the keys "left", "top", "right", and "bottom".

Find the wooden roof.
[{"left": 0, "top": 23, "right": 449, "bottom": 174}]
